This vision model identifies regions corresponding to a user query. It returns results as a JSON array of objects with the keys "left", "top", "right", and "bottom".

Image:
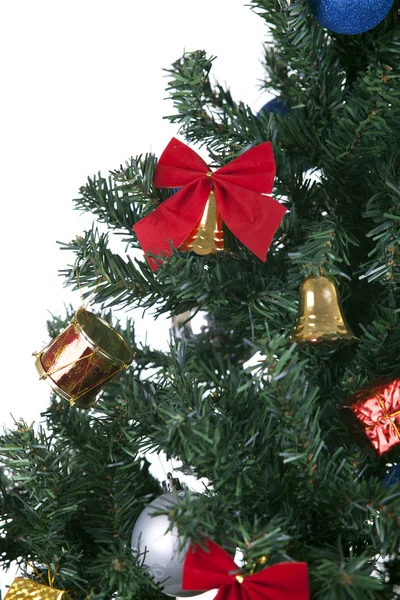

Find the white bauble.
[{"left": 131, "top": 492, "right": 202, "bottom": 598}]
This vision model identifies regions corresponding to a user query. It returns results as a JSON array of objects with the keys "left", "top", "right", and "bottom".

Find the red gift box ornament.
[
  {"left": 182, "top": 540, "right": 310, "bottom": 600},
  {"left": 342, "top": 378, "right": 400, "bottom": 456},
  {"left": 133, "top": 138, "right": 287, "bottom": 270}
]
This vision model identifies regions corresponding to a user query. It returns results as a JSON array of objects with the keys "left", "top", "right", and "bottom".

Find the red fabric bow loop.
[
  {"left": 182, "top": 541, "right": 310, "bottom": 600},
  {"left": 133, "top": 138, "right": 287, "bottom": 270}
]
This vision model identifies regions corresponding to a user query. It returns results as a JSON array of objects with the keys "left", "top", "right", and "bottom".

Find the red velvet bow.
[
  {"left": 133, "top": 138, "right": 287, "bottom": 270},
  {"left": 183, "top": 541, "right": 310, "bottom": 600}
]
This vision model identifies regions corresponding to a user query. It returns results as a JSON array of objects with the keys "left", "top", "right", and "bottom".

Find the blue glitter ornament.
[
  {"left": 384, "top": 465, "right": 400, "bottom": 487},
  {"left": 257, "top": 97, "right": 289, "bottom": 118},
  {"left": 310, "top": 0, "right": 394, "bottom": 34}
]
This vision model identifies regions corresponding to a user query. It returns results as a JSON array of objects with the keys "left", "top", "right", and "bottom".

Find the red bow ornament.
[
  {"left": 183, "top": 541, "right": 310, "bottom": 600},
  {"left": 133, "top": 138, "right": 287, "bottom": 270}
]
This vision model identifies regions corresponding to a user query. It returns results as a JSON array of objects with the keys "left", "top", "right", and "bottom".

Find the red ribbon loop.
[
  {"left": 182, "top": 541, "right": 310, "bottom": 600},
  {"left": 133, "top": 138, "right": 287, "bottom": 270}
]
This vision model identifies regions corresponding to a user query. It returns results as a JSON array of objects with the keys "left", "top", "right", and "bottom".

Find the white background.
[{"left": 0, "top": 1, "right": 270, "bottom": 597}]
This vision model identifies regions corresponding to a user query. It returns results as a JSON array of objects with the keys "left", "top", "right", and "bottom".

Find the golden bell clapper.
[
  {"left": 180, "top": 190, "right": 224, "bottom": 255},
  {"left": 291, "top": 275, "right": 356, "bottom": 343}
]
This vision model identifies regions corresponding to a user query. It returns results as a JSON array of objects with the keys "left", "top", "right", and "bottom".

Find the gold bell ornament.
[
  {"left": 291, "top": 275, "right": 356, "bottom": 344},
  {"left": 180, "top": 189, "right": 225, "bottom": 255},
  {"left": 5, "top": 578, "right": 70, "bottom": 600}
]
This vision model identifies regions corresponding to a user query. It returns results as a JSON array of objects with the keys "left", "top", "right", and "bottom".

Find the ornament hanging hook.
[
  {"left": 157, "top": 454, "right": 184, "bottom": 492},
  {"left": 75, "top": 265, "right": 103, "bottom": 310}
]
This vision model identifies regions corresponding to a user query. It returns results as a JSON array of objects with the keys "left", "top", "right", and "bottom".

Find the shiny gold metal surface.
[
  {"left": 181, "top": 190, "right": 224, "bottom": 255},
  {"left": 291, "top": 275, "right": 356, "bottom": 344},
  {"left": 5, "top": 578, "right": 70, "bottom": 600},
  {"left": 74, "top": 308, "right": 134, "bottom": 365}
]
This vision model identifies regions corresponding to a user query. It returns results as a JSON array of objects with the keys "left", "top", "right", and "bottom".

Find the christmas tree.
[{"left": 1, "top": 0, "right": 400, "bottom": 598}]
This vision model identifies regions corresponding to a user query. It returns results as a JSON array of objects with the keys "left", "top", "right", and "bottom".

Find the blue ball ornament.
[
  {"left": 257, "top": 97, "right": 289, "bottom": 118},
  {"left": 310, "top": 0, "right": 394, "bottom": 34},
  {"left": 384, "top": 465, "right": 400, "bottom": 487}
]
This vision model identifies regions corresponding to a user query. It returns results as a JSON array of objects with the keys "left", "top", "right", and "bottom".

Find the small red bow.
[
  {"left": 182, "top": 541, "right": 309, "bottom": 600},
  {"left": 133, "top": 138, "right": 286, "bottom": 270}
]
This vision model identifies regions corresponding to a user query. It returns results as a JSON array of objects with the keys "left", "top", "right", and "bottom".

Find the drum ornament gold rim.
[{"left": 73, "top": 308, "right": 134, "bottom": 366}]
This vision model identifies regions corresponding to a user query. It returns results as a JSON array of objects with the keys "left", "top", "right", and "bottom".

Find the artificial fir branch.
[{"left": 2, "top": 0, "right": 400, "bottom": 597}]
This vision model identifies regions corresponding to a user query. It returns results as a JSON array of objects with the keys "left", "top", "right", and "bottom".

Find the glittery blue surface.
[
  {"left": 310, "top": 0, "right": 394, "bottom": 34},
  {"left": 383, "top": 465, "right": 400, "bottom": 487},
  {"left": 258, "top": 97, "right": 290, "bottom": 116}
]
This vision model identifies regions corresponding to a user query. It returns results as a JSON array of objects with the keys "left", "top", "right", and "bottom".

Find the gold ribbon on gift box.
[
  {"left": 5, "top": 565, "right": 70, "bottom": 600},
  {"left": 365, "top": 394, "right": 400, "bottom": 439},
  {"left": 4, "top": 579, "right": 70, "bottom": 600}
]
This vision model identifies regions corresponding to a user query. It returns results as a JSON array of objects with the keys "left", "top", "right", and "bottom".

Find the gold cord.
[
  {"left": 364, "top": 394, "right": 400, "bottom": 439},
  {"left": 27, "top": 563, "right": 59, "bottom": 588}
]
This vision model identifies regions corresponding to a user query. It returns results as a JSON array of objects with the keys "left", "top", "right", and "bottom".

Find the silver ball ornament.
[{"left": 131, "top": 492, "right": 202, "bottom": 598}]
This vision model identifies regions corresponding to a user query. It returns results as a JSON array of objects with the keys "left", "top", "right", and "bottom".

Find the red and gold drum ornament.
[{"left": 34, "top": 308, "right": 134, "bottom": 409}]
